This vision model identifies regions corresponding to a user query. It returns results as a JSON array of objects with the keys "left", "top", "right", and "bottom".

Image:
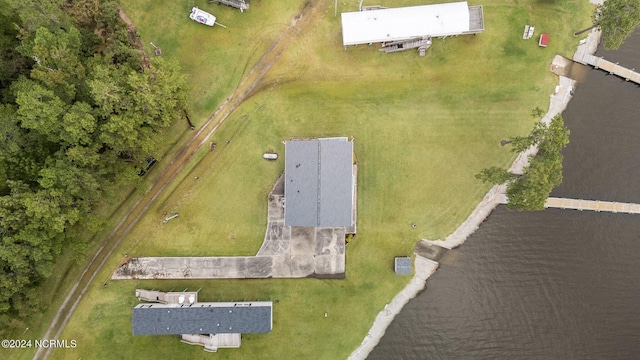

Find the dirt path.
[
  {"left": 117, "top": 6, "right": 150, "bottom": 68},
  {"left": 35, "top": 2, "right": 325, "bottom": 359}
]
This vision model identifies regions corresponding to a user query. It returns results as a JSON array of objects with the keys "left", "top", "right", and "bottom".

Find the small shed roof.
[
  {"left": 539, "top": 33, "right": 550, "bottom": 47},
  {"left": 341, "top": 2, "right": 471, "bottom": 46},
  {"left": 394, "top": 257, "right": 412, "bottom": 275},
  {"left": 132, "top": 302, "right": 272, "bottom": 335}
]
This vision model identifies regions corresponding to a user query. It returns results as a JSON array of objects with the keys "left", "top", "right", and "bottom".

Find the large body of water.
[{"left": 369, "top": 30, "right": 640, "bottom": 359}]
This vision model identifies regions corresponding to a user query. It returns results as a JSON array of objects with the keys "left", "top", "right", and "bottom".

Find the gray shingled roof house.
[
  {"left": 132, "top": 301, "right": 273, "bottom": 335},
  {"left": 284, "top": 138, "right": 354, "bottom": 227}
]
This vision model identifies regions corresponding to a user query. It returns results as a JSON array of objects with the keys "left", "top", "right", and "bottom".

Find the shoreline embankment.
[{"left": 347, "top": 27, "right": 602, "bottom": 360}]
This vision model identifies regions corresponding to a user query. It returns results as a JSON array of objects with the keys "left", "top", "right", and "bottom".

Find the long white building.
[{"left": 341, "top": 1, "right": 484, "bottom": 47}]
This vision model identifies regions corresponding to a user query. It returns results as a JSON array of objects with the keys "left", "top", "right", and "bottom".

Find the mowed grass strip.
[{"left": 49, "top": 1, "right": 592, "bottom": 359}]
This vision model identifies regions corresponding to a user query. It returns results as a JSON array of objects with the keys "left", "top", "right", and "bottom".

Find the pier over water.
[
  {"left": 573, "top": 52, "right": 640, "bottom": 83},
  {"left": 497, "top": 195, "right": 640, "bottom": 214},
  {"left": 573, "top": 29, "right": 640, "bottom": 84},
  {"left": 545, "top": 197, "right": 640, "bottom": 214}
]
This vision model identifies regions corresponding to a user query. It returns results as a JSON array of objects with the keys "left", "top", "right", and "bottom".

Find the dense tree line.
[
  {"left": 0, "top": 0, "right": 186, "bottom": 329},
  {"left": 476, "top": 114, "right": 570, "bottom": 211}
]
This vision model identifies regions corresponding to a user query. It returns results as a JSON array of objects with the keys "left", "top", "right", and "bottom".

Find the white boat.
[{"left": 189, "top": 7, "right": 216, "bottom": 26}]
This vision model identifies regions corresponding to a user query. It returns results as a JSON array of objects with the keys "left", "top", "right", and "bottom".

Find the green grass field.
[{"left": 9, "top": 0, "right": 594, "bottom": 359}]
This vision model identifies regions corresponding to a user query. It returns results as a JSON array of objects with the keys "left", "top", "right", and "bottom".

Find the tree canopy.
[
  {"left": 0, "top": 0, "right": 187, "bottom": 330},
  {"left": 476, "top": 114, "right": 570, "bottom": 211},
  {"left": 594, "top": 0, "right": 640, "bottom": 50}
]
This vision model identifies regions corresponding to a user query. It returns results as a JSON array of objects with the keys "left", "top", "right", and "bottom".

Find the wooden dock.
[
  {"left": 497, "top": 195, "right": 640, "bottom": 214},
  {"left": 573, "top": 51, "right": 640, "bottom": 84},
  {"left": 545, "top": 197, "right": 640, "bottom": 214}
]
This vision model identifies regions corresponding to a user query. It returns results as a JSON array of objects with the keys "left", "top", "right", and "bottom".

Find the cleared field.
[{"left": 37, "top": 0, "right": 593, "bottom": 359}]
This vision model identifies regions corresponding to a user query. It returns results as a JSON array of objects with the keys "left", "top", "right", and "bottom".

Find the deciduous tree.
[
  {"left": 0, "top": 0, "right": 188, "bottom": 330},
  {"left": 476, "top": 115, "right": 570, "bottom": 211},
  {"left": 594, "top": 0, "right": 640, "bottom": 50}
]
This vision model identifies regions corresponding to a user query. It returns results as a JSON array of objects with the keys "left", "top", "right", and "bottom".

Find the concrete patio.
[{"left": 111, "top": 168, "right": 357, "bottom": 280}]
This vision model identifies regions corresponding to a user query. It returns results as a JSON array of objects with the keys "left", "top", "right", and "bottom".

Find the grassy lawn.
[
  {"left": 120, "top": 0, "right": 304, "bottom": 123},
  {"left": 15, "top": 0, "right": 595, "bottom": 359}
]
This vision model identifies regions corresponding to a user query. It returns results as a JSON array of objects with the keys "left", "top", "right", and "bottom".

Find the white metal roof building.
[{"left": 341, "top": 2, "right": 484, "bottom": 46}]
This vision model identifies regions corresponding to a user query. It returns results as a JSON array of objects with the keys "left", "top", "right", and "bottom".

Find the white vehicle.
[{"left": 189, "top": 7, "right": 216, "bottom": 26}]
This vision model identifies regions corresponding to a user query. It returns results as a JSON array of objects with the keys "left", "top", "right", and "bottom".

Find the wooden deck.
[
  {"left": 208, "top": 0, "right": 249, "bottom": 12},
  {"left": 380, "top": 36, "right": 431, "bottom": 55},
  {"left": 497, "top": 195, "right": 640, "bottom": 214},
  {"left": 545, "top": 198, "right": 640, "bottom": 214},
  {"left": 135, "top": 289, "right": 198, "bottom": 304},
  {"left": 573, "top": 51, "right": 640, "bottom": 84},
  {"left": 180, "top": 333, "right": 241, "bottom": 352}
]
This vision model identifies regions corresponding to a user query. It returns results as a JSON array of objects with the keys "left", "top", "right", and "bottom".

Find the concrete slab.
[
  {"left": 112, "top": 171, "right": 352, "bottom": 280},
  {"left": 414, "top": 240, "right": 447, "bottom": 261},
  {"left": 258, "top": 239, "right": 290, "bottom": 256},
  {"left": 290, "top": 227, "right": 315, "bottom": 255},
  {"left": 270, "top": 255, "right": 292, "bottom": 277},
  {"left": 315, "top": 253, "right": 345, "bottom": 276},
  {"left": 267, "top": 195, "right": 285, "bottom": 219},
  {"left": 550, "top": 55, "right": 573, "bottom": 77},
  {"left": 287, "top": 255, "right": 316, "bottom": 276},
  {"left": 320, "top": 228, "right": 345, "bottom": 255}
]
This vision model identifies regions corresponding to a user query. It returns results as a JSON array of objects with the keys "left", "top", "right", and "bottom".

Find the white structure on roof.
[
  {"left": 189, "top": 7, "right": 216, "bottom": 26},
  {"left": 341, "top": 1, "right": 484, "bottom": 46}
]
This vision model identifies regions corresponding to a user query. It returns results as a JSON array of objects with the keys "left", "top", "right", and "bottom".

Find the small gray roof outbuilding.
[
  {"left": 284, "top": 138, "right": 354, "bottom": 227},
  {"left": 132, "top": 301, "right": 272, "bottom": 335},
  {"left": 394, "top": 257, "right": 412, "bottom": 275}
]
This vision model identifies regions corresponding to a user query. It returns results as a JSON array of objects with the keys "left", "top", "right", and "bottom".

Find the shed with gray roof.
[
  {"left": 284, "top": 138, "right": 354, "bottom": 227},
  {"left": 132, "top": 301, "right": 272, "bottom": 335},
  {"left": 394, "top": 257, "right": 412, "bottom": 275}
]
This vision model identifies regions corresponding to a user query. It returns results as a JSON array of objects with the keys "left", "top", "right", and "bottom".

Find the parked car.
[{"left": 138, "top": 157, "right": 157, "bottom": 177}]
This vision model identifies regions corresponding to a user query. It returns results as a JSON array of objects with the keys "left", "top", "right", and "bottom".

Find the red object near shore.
[{"left": 539, "top": 33, "right": 550, "bottom": 47}]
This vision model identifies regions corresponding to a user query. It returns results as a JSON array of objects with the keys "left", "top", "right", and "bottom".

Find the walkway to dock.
[
  {"left": 545, "top": 197, "right": 640, "bottom": 214},
  {"left": 496, "top": 195, "right": 640, "bottom": 214},
  {"left": 573, "top": 29, "right": 640, "bottom": 84}
]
